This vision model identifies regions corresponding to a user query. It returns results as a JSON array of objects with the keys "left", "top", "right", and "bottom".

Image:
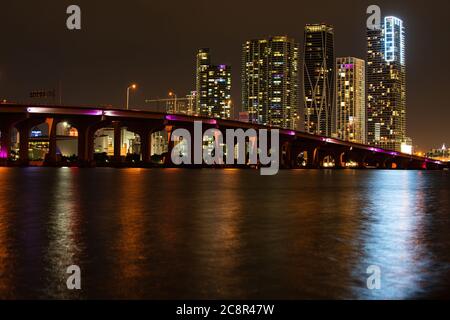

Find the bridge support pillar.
[
  {"left": 77, "top": 126, "right": 89, "bottom": 166},
  {"left": 356, "top": 153, "right": 368, "bottom": 169},
  {"left": 306, "top": 147, "right": 319, "bottom": 169},
  {"left": 132, "top": 126, "right": 154, "bottom": 165},
  {"left": 0, "top": 124, "right": 11, "bottom": 166},
  {"left": 16, "top": 123, "right": 30, "bottom": 166},
  {"left": 141, "top": 130, "right": 151, "bottom": 164},
  {"left": 281, "top": 141, "right": 293, "bottom": 169},
  {"left": 164, "top": 125, "right": 175, "bottom": 167},
  {"left": 45, "top": 118, "right": 59, "bottom": 165},
  {"left": 334, "top": 151, "right": 345, "bottom": 169},
  {"left": 113, "top": 121, "right": 122, "bottom": 165}
]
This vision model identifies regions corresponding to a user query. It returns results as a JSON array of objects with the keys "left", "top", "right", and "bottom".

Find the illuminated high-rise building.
[
  {"left": 196, "top": 48, "right": 210, "bottom": 114},
  {"left": 303, "top": 24, "right": 335, "bottom": 136},
  {"left": 242, "top": 36, "right": 299, "bottom": 130},
  {"left": 195, "top": 49, "right": 232, "bottom": 119},
  {"left": 367, "top": 16, "right": 406, "bottom": 152},
  {"left": 335, "top": 57, "right": 366, "bottom": 144}
]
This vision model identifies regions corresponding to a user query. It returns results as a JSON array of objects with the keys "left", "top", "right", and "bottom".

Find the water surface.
[{"left": 0, "top": 168, "right": 449, "bottom": 299}]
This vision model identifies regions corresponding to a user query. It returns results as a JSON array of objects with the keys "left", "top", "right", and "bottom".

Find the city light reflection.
[{"left": 354, "top": 171, "right": 433, "bottom": 299}]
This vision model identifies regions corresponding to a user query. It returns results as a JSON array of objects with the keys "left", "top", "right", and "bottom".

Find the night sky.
[{"left": 0, "top": 0, "right": 448, "bottom": 151}]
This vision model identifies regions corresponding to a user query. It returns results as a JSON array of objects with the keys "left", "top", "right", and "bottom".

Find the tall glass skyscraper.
[
  {"left": 196, "top": 49, "right": 232, "bottom": 119},
  {"left": 335, "top": 57, "right": 366, "bottom": 144},
  {"left": 303, "top": 24, "right": 335, "bottom": 136},
  {"left": 367, "top": 16, "right": 406, "bottom": 152},
  {"left": 242, "top": 36, "right": 299, "bottom": 130}
]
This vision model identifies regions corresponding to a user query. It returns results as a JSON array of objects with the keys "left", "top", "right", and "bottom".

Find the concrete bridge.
[{"left": 0, "top": 103, "right": 447, "bottom": 170}]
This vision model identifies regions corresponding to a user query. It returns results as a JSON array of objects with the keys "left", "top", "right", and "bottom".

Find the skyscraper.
[
  {"left": 335, "top": 57, "right": 366, "bottom": 144},
  {"left": 196, "top": 48, "right": 210, "bottom": 113},
  {"left": 303, "top": 24, "right": 335, "bottom": 136},
  {"left": 196, "top": 49, "right": 232, "bottom": 119},
  {"left": 242, "top": 36, "right": 299, "bottom": 130},
  {"left": 367, "top": 16, "right": 406, "bottom": 152}
]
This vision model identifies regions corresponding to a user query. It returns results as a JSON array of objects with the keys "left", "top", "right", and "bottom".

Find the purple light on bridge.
[
  {"left": 27, "top": 107, "right": 49, "bottom": 113},
  {"left": 0, "top": 148, "right": 8, "bottom": 159},
  {"left": 424, "top": 158, "right": 441, "bottom": 164},
  {"left": 80, "top": 110, "right": 103, "bottom": 116},
  {"left": 204, "top": 119, "right": 217, "bottom": 125},
  {"left": 283, "top": 130, "right": 296, "bottom": 136},
  {"left": 103, "top": 110, "right": 125, "bottom": 117},
  {"left": 27, "top": 107, "right": 103, "bottom": 116},
  {"left": 390, "top": 152, "right": 398, "bottom": 156}
]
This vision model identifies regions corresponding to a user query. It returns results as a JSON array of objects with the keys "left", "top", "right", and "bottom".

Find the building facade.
[
  {"left": 242, "top": 36, "right": 299, "bottom": 130},
  {"left": 303, "top": 24, "right": 335, "bottom": 136},
  {"left": 427, "top": 144, "right": 450, "bottom": 162},
  {"left": 367, "top": 16, "right": 407, "bottom": 152},
  {"left": 335, "top": 57, "right": 366, "bottom": 144},
  {"left": 196, "top": 49, "right": 232, "bottom": 119}
]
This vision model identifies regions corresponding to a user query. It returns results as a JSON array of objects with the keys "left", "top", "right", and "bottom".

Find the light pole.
[{"left": 126, "top": 84, "right": 137, "bottom": 110}]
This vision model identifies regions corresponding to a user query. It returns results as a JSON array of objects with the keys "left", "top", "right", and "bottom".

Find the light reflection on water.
[
  {"left": 355, "top": 171, "right": 437, "bottom": 299},
  {"left": 0, "top": 168, "right": 449, "bottom": 299}
]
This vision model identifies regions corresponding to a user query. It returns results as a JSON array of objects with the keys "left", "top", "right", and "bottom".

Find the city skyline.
[
  {"left": 0, "top": 1, "right": 450, "bottom": 304},
  {"left": 0, "top": 1, "right": 449, "bottom": 150}
]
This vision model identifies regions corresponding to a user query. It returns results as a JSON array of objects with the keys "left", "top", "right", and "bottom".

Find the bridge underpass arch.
[
  {"left": 91, "top": 122, "right": 144, "bottom": 165},
  {"left": 321, "top": 154, "right": 336, "bottom": 168},
  {"left": 378, "top": 156, "right": 402, "bottom": 169},
  {"left": 290, "top": 145, "right": 320, "bottom": 169},
  {"left": 342, "top": 149, "right": 367, "bottom": 168},
  {"left": 319, "top": 148, "right": 349, "bottom": 169},
  {"left": 385, "top": 159, "right": 398, "bottom": 169},
  {"left": 121, "top": 127, "right": 142, "bottom": 163},
  {"left": 92, "top": 125, "right": 116, "bottom": 164},
  {"left": 55, "top": 121, "right": 79, "bottom": 164},
  {"left": 0, "top": 115, "right": 25, "bottom": 163},
  {"left": 222, "top": 128, "right": 259, "bottom": 167},
  {"left": 294, "top": 149, "right": 308, "bottom": 168},
  {"left": 3, "top": 128, "right": 16, "bottom": 161},
  {"left": 14, "top": 119, "right": 51, "bottom": 163},
  {"left": 150, "top": 128, "right": 169, "bottom": 164},
  {"left": 297, "top": 151, "right": 307, "bottom": 167},
  {"left": 364, "top": 152, "right": 385, "bottom": 169},
  {"left": 0, "top": 128, "right": 11, "bottom": 161},
  {"left": 384, "top": 157, "right": 411, "bottom": 170}
]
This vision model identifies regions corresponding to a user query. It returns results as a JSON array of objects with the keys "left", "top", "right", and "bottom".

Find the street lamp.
[{"left": 126, "top": 84, "right": 137, "bottom": 110}]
